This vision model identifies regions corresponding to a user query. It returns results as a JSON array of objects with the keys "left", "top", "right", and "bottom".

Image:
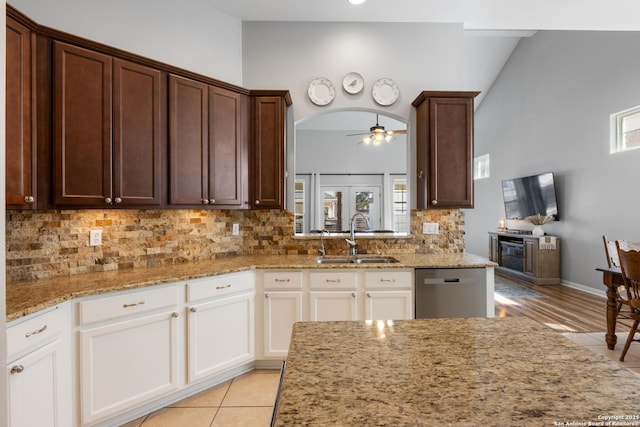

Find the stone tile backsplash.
[{"left": 6, "top": 208, "right": 465, "bottom": 283}]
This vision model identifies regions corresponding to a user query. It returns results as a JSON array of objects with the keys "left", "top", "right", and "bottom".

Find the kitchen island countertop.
[
  {"left": 273, "top": 317, "right": 640, "bottom": 426},
  {"left": 7, "top": 253, "right": 494, "bottom": 321}
]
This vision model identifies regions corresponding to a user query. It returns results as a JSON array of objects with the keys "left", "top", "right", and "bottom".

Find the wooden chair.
[
  {"left": 615, "top": 240, "right": 640, "bottom": 361},
  {"left": 603, "top": 235, "right": 630, "bottom": 319}
]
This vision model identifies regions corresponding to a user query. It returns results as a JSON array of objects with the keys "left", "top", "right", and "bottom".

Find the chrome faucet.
[
  {"left": 345, "top": 213, "right": 370, "bottom": 256},
  {"left": 318, "top": 229, "right": 329, "bottom": 257}
]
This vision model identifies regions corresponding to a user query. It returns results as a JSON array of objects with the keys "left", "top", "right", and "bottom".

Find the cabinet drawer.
[
  {"left": 364, "top": 271, "right": 413, "bottom": 289},
  {"left": 186, "top": 271, "right": 254, "bottom": 302},
  {"left": 262, "top": 271, "right": 303, "bottom": 290},
  {"left": 310, "top": 271, "right": 357, "bottom": 290},
  {"left": 7, "top": 305, "right": 68, "bottom": 359},
  {"left": 78, "top": 285, "right": 179, "bottom": 325}
]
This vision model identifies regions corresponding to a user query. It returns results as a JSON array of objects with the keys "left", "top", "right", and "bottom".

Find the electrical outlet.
[
  {"left": 89, "top": 229, "right": 102, "bottom": 246},
  {"left": 422, "top": 222, "right": 439, "bottom": 235},
  {"left": 232, "top": 223, "right": 240, "bottom": 236}
]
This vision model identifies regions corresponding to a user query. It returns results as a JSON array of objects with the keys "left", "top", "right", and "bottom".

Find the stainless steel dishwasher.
[{"left": 415, "top": 268, "right": 488, "bottom": 318}]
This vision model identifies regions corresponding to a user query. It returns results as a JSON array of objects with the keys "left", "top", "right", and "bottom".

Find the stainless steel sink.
[{"left": 315, "top": 256, "right": 399, "bottom": 264}]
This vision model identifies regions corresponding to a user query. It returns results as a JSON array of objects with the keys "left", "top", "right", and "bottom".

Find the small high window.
[
  {"left": 611, "top": 106, "right": 640, "bottom": 153},
  {"left": 474, "top": 154, "right": 490, "bottom": 180}
]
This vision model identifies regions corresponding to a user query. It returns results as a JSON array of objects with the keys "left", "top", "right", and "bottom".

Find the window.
[
  {"left": 392, "top": 179, "right": 408, "bottom": 233},
  {"left": 474, "top": 154, "right": 490, "bottom": 180},
  {"left": 611, "top": 105, "right": 640, "bottom": 153}
]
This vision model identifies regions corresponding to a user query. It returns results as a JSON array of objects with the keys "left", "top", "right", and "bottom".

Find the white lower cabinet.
[
  {"left": 186, "top": 272, "right": 255, "bottom": 383},
  {"left": 262, "top": 271, "right": 303, "bottom": 358},
  {"left": 364, "top": 290, "right": 412, "bottom": 320},
  {"left": 310, "top": 291, "right": 358, "bottom": 321},
  {"left": 77, "top": 286, "right": 181, "bottom": 425},
  {"left": 7, "top": 304, "right": 71, "bottom": 427}
]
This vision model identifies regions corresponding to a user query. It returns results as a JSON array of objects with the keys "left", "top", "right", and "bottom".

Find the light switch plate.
[
  {"left": 89, "top": 229, "right": 102, "bottom": 246},
  {"left": 422, "top": 222, "right": 439, "bottom": 235},
  {"left": 232, "top": 223, "right": 240, "bottom": 236}
]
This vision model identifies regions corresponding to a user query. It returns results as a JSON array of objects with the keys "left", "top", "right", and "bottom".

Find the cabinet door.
[
  {"left": 169, "top": 74, "right": 209, "bottom": 205},
  {"left": 187, "top": 292, "right": 254, "bottom": 383},
  {"left": 113, "top": 59, "right": 163, "bottom": 206},
  {"left": 414, "top": 92, "right": 478, "bottom": 209},
  {"left": 523, "top": 238, "right": 538, "bottom": 276},
  {"left": 263, "top": 291, "right": 302, "bottom": 357},
  {"left": 209, "top": 87, "right": 248, "bottom": 208},
  {"left": 7, "top": 338, "right": 70, "bottom": 427},
  {"left": 80, "top": 310, "right": 180, "bottom": 424},
  {"left": 310, "top": 291, "right": 358, "bottom": 321},
  {"left": 251, "top": 96, "right": 285, "bottom": 209},
  {"left": 53, "top": 41, "right": 112, "bottom": 206},
  {"left": 364, "top": 290, "right": 412, "bottom": 321},
  {"left": 6, "top": 18, "right": 36, "bottom": 209}
]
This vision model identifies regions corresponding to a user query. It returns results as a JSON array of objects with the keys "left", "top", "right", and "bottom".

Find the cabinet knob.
[
  {"left": 10, "top": 365, "right": 24, "bottom": 374},
  {"left": 432, "top": 200, "right": 438, "bottom": 205},
  {"left": 264, "top": 293, "right": 269, "bottom": 298},
  {"left": 24, "top": 195, "right": 35, "bottom": 203},
  {"left": 255, "top": 200, "right": 260, "bottom": 205},
  {"left": 171, "top": 312, "right": 179, "bottom": 318},
  {"left": 418, "top": 171, "right": 424, "bottom": 179},
  {"left": 190, "top": 307, "right": 197, "bottom": 313},
  {"left": 202, "top": 199, "right": 209, "bottom": 205},
  {"left": 351, "top": 292, "right": 357, "bottom": 298},
  {"left": 114, "top": 197, "right": 122, "bottom": 204},
  {"left": 105, "top": 197, "right": 112, "bottom": 204},
  {"left": 209, "top": 199, "right": 216, "bottom": 204},
  {"left": 366, "top": 292, "right": 372, "bottom": 298}
]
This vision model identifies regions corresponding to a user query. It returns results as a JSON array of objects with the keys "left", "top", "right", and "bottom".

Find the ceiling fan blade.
[
  {"left": 346, "top": 132, "right": 370, "bottom": 136},
  {"left": 387, "top": 130, "right": 407, "bottom": 135}
]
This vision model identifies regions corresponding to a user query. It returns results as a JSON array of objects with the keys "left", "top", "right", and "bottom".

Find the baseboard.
[{"left": 560, "top": 279, "right": 606, "bottom": 298}]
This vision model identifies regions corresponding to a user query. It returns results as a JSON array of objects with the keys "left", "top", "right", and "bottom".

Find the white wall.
[
  {"left": 466, "top": 30, "right": 640, "bottom": 292},
  {"left": 242, "top": 21, "right": 465, "bottom": 123},
  {"left": 8, "top": 0, "right": 243, "bottom": 84}
]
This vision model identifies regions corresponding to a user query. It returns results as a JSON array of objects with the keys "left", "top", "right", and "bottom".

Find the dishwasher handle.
[{"left": 444, "top": 278, "right": 460, "bottom": 283}]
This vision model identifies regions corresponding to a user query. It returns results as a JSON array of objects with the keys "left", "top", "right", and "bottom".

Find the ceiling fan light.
[
  {"left": 385, "top": 134, "right": 393, "bottom": 142},
  {"left": 374, "top": 133, "right": 384, "bottom": 142},
  {"left": 362, "top": 135, "right": 372, "bottom": 145}
]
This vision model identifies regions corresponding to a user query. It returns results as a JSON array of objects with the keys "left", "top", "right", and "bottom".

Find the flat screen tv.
[{"left": 501, "top": 172, "right": 559, "bottom": 220}]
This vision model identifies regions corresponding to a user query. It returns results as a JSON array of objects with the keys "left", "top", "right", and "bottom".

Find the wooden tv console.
[{"left": 488, "top": 231, "right": 560, "bottom": 285}]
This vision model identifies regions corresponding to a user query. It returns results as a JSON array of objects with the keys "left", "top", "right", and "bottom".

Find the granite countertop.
[
  {"left": 274, "top": 317, "right": 640, "bottom": 426},
  {"left": 6, "top": 253, "right": 495, "bottom": 322}
]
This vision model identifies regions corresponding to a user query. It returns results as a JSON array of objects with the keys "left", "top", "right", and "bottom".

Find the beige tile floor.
[
  {"left": 121, "top": 369, "right": 280, "bottom": 427},
  {"left": 120, "top": 333, "right": 640, "bottom": 426},
  {"left": 563, "top": 331, "right": 640, "bottom": 374}
]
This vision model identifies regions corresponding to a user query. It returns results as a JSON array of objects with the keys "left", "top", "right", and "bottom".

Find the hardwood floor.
[{"left": 494, "top": 273, "right": 631, "bottom": 333}]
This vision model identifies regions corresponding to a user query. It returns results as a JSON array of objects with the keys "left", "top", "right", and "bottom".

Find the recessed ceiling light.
[{"left": 349, "top": 0, "right": 366, "bottom": 5}]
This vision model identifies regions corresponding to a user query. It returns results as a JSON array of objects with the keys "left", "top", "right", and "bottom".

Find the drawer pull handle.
[
  {"left": 380, "top": 278, "right": 396, "bottom": 283},
  {"left": 172, "top": 312, "right": 179, "bottom": 318},
  {"left": 25, "top": 324, "right": 47, "bottom": 338},
  {"left": 10, "top": 365, "right": 24, "bottom": 374},
  {"left": 216, "top": 284, "right": 232, "bottom": 290},
  {"left": 275, "top": 278, "right": 290, "bottom": 283},
  {"left": 123, "top": 300, "right": 145, "bottom": 308},
  {"left": 326, "top": 279, "right": 341, "bottom": 283}
]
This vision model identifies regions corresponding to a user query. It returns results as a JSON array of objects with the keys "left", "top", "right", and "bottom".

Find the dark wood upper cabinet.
[
  {"left": 250, "top": 93, "right": 290, "bottom": 209},
  {"left": 208, "top": 87, "right": 248, "bottom": 208},
  {"left": 53, "top": 41, "right": 163, "bottom": 207},
  {"left": 412, "top": 91, "right": 479, "bottom": 209},
  {"left": 6, "top": 17, "right": 36, "bottom": 209},
  {"left": 169, "top": 75, "right": 248, "bottom": 209}
]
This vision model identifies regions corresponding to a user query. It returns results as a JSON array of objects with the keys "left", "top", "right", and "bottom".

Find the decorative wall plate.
[
  {"left": 308, "top": 77, "right": 336, "bottom": 106},
  {"left": 372, "top": 78, "right": 399, "bottom": 106},
  {"left": 342, "top": 72, "right": 364, "bottom": 94}
]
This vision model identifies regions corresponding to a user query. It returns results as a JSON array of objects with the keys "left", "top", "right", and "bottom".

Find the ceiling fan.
[{"left": 347, "top": 114, "right": 407, "bottom": 145}]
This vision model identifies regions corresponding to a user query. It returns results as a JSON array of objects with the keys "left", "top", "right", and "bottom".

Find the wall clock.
[
  {"left": 342, "top": 72, "right": 364, "bottom": 95},
  {"left": 308, "top": 77, "right": 336, "bottom": 106},
  {"left": 372, "top": 78, "right": 399, "bottom": 106}
]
